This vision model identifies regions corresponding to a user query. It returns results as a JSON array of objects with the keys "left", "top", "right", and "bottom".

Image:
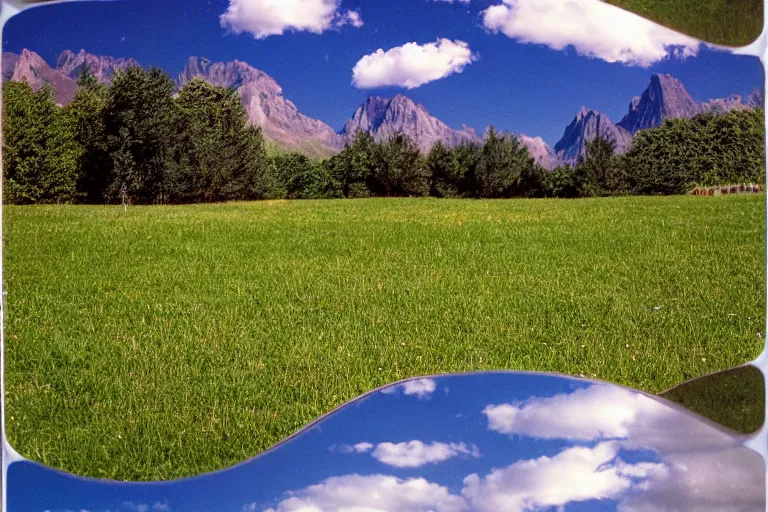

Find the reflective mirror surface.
[
  {"left": 605, "top": 0, "right": 764, "bottom": 47},
  {"left": 659, "top": 364, "right": 765, "bottom": 434},
  {"left": 6, "top": 372, "right": 764, "bottom": 512}
]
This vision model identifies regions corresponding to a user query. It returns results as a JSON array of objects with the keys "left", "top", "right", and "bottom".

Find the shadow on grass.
[{"left": 659, "top": 365, "right": 765, "bottom": 434}]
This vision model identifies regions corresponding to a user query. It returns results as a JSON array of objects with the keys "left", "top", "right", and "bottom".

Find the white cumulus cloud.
[
  {"left": 382, "top": 378, "right": 438, "bottom": 398},
  {"left": 482, "top": 0, "right": 700, "bottom": 67},
  {"left": 260, "top": 437, "right": 758, "bottom": 512},
  {"left": 402, "top": 378, "right": 438, "bottom": 397},
  {"left": 483, "top": 385, "right": 652, "bottom": 441},
  {"left": 352, "top": 39, "right": 477, "bottom": 89},
  {"left": 482, "top": 384, "right": 737, "bottom": 453},
  {"left": 264, "top": 474, "right": 468, "bottom": 512},
  {"left": 372, "top": 441, "right": 481, "bottom": 468},
  {"left": 462, "top": 442, "right": 664, "bottom": 512},
  {"left": 220, "top": 0, "right": 363, "bottom": 39}
]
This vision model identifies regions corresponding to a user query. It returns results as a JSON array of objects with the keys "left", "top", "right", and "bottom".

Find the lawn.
[{"left": 3, "top": 195, "right": 766, "bottom": 481}]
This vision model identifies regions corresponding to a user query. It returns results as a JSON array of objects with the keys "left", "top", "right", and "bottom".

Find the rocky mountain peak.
[
  {"left": 554, "top": 107, "right": 633, "bottom": 165},
  {"left": 341, "top": 94, "right": 480, "bottom": 153},
  {"left": 516, "top": 134, "right": 557, "bottom": 170},
  {"left": 4, "top": 49, "right": 77, "bottom": 105},
  {"left": 178, "top": 56, "right": 341, "bottom": 157},
  {"left": 617, "top": 73, "right": 701, "bottom": 133},
  {"left": 55, "top": 49, "right": 140, "bottom": 83},
  {"left": 2, "top": 52, "right": 20, "bottom": 81},
  {"left": 748, "top": 89, "right": 764, "bottom": 109},
  {"left": 576, "top": 105, "right": 592, "bottom": 119},
  {"left": 701, "top": 94, "right": 749, "bottom": 114},
  {"left": 178, "top": 56, "right": 280, "bottom": 94}
]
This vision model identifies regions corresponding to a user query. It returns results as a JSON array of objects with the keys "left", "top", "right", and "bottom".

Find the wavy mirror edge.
[
  {"left": 658, "top": 364, "right": 766, "bottom": 434},
  {"left": 605, "top": 0, "right": 764, "bottom": 47},
  {"left": 3, "top": 371, "right": 766, "bottom": 512}
]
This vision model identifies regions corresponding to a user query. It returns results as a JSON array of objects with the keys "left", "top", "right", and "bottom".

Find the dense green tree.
[
  {"left": 241, "top": 126, "right": 282, "bottom": 200},
  {"left": 427, "top": 141, "right": 462, "bottom": 198},
  {"left": 574, "top": 133, "right": 625, "bottom": 196},
  {"left": 475, "top": 127, "right": 537, "bottom": 198},
  {"left": 2, "top": 82, "right": 81, "bottom": 204},
  {"left": 624, "top": 108, "right": 764, "bottom": 195},
  {"left": 547, "top": 165, "right": 579, "bottom": 198},
  {"left": 65, "top": 65, "right": 111, "bottom": 203},
  {"left": 102, "top": 66, "right": 177, "bottom": 204},
  {"left": 168, "top": 78, "right": 271, "bottom": 202},
  {"left": 518, "top": 162, "right": 550, "bottom": 198},
  {"left": 454, "top": 141, "right": 482, "bottom": 197},
  {"left": 372, "top": 132, "right": 429, "bottom": 197},
  {"left": 272, "top": 152, "right": 341, "bottom": 199},
  {"left": 330, "top": 131, "right": 378, "bottom": 198},
  {"left": 704, "top": 108, "right": 765, "bottom": 185}
]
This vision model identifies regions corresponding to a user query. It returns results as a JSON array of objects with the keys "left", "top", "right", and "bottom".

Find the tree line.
[{"left": 2, "top": 65, "right": 765, "bottom": 205}]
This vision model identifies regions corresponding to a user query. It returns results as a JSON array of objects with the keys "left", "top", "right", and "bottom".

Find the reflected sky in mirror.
[{"left": 6, "top": 372, "right": 764, "bottom": 512}]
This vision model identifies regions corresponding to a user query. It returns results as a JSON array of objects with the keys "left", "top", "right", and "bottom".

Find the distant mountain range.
[{"left": 3, "top": 49, "right": 763, "bottom": 166}]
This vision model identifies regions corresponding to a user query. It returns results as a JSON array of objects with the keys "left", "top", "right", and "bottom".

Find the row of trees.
[
  {"left": 271, "top": 129, "right": 550, "bottom": 201},
  {"left": 272, "top": 107, "right": 766, "bottom": 201},
  {"left": 2, "top": 65, "right": 765, "bottom": 205},
  {"left": 4, "top": 67, "right": 274, "bottom": 205}
]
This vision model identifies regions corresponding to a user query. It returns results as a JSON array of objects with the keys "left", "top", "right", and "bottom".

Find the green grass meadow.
[{"left": 4, "top": 195, "right": 766, "bottom": 480}]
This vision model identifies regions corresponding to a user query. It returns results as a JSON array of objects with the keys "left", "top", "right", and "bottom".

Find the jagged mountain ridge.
[
  {"left": 2, "top": 49, "right": 762, "bottom": 166},
  {"left": 177, "top": 56, "right": 344, "bottom": 157},
  {"left": 553, "top": 74, "right": 764, "bottom": 165},
  {"left": 340, "top": 95, "right": 479, "bottom": 153},
  {"left": 553, "top": 107, "right": 634, "bottom": 165},
  {"left": 617, "top": 74, "right": 702, "bottom": 134},
  {"left": 340, "top": 95, "right": 558, "bottom": 169},
  {"left": 3, "top": 49, "right": 77, "bottom": 105},
  {"left": 56, "top": 49, "right": 140, "bottom": 84},
  {"left": 516, "top": 134, "right": 558, "bottom": 170}
]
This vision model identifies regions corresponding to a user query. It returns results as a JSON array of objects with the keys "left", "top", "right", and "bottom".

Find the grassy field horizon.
[{"left": 4, "top": 195, "right": 765, "bottom": 480}]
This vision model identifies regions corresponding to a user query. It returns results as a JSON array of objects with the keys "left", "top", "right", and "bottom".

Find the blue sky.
[
  {"left": 2, "top": 0, "right": 764, "bottom": 146},
  {"left": 6, "top": 372, "right": 763, "bottom": 512}
]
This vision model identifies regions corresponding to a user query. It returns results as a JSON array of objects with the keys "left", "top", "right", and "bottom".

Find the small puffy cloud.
[
  {"left": 372, "top": 441, "right": 481, "bottom": 468},
  {"left": 403, "top": 378, "right": 437, "bottom": 397},
  {"left": 482, "top": 0, "right": 700, "bottom": 67},
  {"left": 382, "top": 378, "right": 437, "bottom": 398},
  {"left": 266, "top": 474, "right": 468, "bottom": 512},
  {"left": 340, "top": 9, "right": 364, "bottom": 28},
  {"left": 354, "top": 441, "right": 374, "bottom": 452},
  {"left": 462, "top": 442, "right": 664, "bottom": 512},
  {"left": 328, "top": 442, "right": 374, "bottom": 454},
  {"left": 352, "top": 39, "right": 477, "bottom": 89},
  {"left": 220, "top": 0, "right": 363, "bottom": 39}
]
